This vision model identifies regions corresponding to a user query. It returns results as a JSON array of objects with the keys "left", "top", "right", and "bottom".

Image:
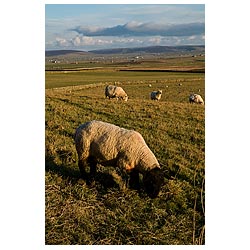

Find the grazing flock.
[
  {"left": 105, "top": 84, "right": 204, "bottom": 105},
  {"left": 74, "top": 83, "right": 204, "bottom": 198}
]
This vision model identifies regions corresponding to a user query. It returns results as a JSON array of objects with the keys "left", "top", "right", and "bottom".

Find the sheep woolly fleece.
[
  {"left": 74, "top": 120, "right": 160, "bottom": 173},
  {"left": 189, "top": 94, "right": 204, "bottom": 104},
  {"left": 105, "top": 85, "right": 128, "bottom": 101}
]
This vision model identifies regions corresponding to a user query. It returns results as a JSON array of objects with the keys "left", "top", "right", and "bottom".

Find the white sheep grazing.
[
  {"left": 105, "top": 85, "right": 128, "bottom": 101},
  {"left": 74, "top": 120, "right": 164, "bottom": 198},
  {"left": 151, "top": 90, "right": 162, "bottom": 101},
  {"left": 189, "top": 94, "right": 204, "bottom": 105}
]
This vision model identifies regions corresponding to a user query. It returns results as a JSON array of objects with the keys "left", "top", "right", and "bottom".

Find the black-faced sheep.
[
  {"left": 74, "top": 120, "right": 164, "bottom": 198},
  {"left": 189, "top": 94, "right": 204, "bottom": 105},
  {"left": 105, "top": 85, "right": 128, "bottom": 101},
  {"left": 151, "top": 90, "right": 162, "bottom": 101}
]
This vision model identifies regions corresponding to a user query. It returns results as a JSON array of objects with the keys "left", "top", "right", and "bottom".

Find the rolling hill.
[
  {"left": 89, "top": 45, "right": 205, "bottom": 55},
  {"left": 45, "top": 45, "right": 205, "bottom": 58},
  {"left": 45, "top": 50, "right": 92, "bottom": 57}
]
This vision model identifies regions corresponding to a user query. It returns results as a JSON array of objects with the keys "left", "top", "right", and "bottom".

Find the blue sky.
[{"left": 45, "top": 4, "right": 205, "bottom": 51}]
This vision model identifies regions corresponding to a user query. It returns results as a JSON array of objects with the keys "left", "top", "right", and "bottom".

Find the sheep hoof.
[
  {"left": 86, "top": 179, "right": 96, "bottom": 187},
  {"left": 77, "top": 179, "right": 85, "bottom": 185}
]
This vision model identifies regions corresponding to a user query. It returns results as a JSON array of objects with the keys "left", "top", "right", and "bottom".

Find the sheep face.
[
  {"left": 123, "top": 95, "right": 128, "bottom": 101},
  {"left": 151, "top": 90, "right": 162, "bottom": 101},
  {"left": 143, "top": 168, "right": 164, "bottom": 198}
]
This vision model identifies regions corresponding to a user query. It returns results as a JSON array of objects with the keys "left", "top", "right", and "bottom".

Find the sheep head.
[{"left": 143, "top": 167, "right": 164, "bottom": 198}]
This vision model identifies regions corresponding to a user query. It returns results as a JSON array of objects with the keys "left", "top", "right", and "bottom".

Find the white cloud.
[
  {"left": 72, "top": 36, "right": 81, "bottom": 46},
  {"left": 46, "top": 33, "right": 205, "bottom": 51},
  {"left": 45, "top": 4, "right": 205, "bottom": 50},
  {"left": 187, "top": 35, "right": 197, "bottom": 41},
  {"left": 124, "top": 21, "right": 143, "bottom": 30},
  {"left": 148, "top": 36, "right": 162, "bottom": 44},
  {"left": 71, "top": 22, "right": 205, "bottom": 37},
  {"left": 46, "top": 31, "right": 205, "bottom": 51},
  {"left": 55, "top": 37, "right": 70, "bottom": 47}
]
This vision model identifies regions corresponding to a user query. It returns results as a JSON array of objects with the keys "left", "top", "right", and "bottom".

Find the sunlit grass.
[{"left": 45, "top": 72, "right": 205, "bottom": 244}]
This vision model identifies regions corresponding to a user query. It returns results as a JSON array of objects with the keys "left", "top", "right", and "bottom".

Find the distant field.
[
  {"left": 46, "top": 70, "right": 204, "bottom": 89},
  {"left": 45, "top": 55, "right": 205, "bottom": 89},
  {"left": 45, "top": 56, "right": 205, "bottom": 245}
]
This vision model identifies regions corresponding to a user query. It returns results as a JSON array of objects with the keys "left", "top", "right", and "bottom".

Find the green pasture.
[
  {"left": 46, "top": 70, "right": 204, "bottom": 89},
  {"left": 45, "top": 57, "right": 205, "bottom": 245},
  {"left": 45, "top": 55, "right": 205, "bottom": 89}
]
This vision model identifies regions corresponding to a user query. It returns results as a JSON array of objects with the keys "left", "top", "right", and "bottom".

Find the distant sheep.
[
  {"left": 105, "top": 85, "right": 128, "bottom": 101},
  {"left": 74, "top": 120, "right": 164, "bottom": 198},
  {"left": 189, "top": 94, "right": 204, "bottom": 105},
  {"left": 151, "top": 90, "right": 162, "bottom": 101}
]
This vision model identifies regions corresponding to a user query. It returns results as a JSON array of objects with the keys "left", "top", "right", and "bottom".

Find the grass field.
[{"left": 45, "top": 56, "right": 205, "bottom": 245}]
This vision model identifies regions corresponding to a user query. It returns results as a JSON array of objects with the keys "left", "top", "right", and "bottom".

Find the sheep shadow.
[
  {"left": 45, "top": 157, "right": 119, "bottom": 191},
  {"left": 45, "top": 158, "right": 80, "bottom": 183}
]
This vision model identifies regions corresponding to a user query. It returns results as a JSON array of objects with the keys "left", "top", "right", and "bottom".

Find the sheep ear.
[{"left": 125, "top": 164, "right": 133, "bottom": 171}]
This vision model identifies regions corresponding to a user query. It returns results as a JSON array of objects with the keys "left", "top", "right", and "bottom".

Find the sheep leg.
[
  {"left": 129, "top": 169, "right": 140, "bottom": 190},
  {"left": 116, "top": 155, "right": 130, "bottom": 188},
  {"left": 122, "top": 172, "right": 130, "bottom": 191},
  {"left": 88, "top": 156, "right": 97, "bottom": 185},
  {"left": 78, "top": 159, "right": 88, "bottom": 180}
]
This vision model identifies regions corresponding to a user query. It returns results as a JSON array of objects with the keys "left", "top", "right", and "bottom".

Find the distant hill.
[
  {"left": 45, "top": 45, "right": 205, "bottom": 58},
  {"left": 89, "top": 45, "right": 205, "bottom": 55},
  {"left": 45, "top": 50, "right": 91, "bottom": 57}
]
